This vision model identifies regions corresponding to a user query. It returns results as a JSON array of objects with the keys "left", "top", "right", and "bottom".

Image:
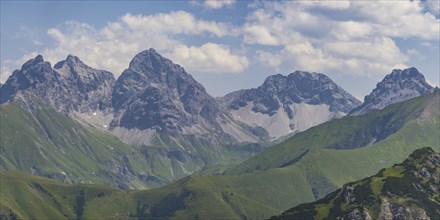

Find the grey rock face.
[
  {"left": 0, "top": 55, "right": 115, "bottom": 114},
  {"left": 224, "top": 71, "right": 361, "bottom": 117},
  {"left": 54, "top": 55, "right": 115, "bottom": 113},
  {"left": 111, "top": 49, "right": 232, "bottom": 136},
  {"left": 223, "top": 71, "right": 361, "bottom": 138},
  {"left": 350, "top": 67, "right": 436, "bottom": 115}
]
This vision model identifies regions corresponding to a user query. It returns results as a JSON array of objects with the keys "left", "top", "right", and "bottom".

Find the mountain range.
[
  {"left": 0, "top": 49, "right": 439, "bottom": 219},
  {"left": 0, "top": 49, "right": 366, "bottom": 187}
]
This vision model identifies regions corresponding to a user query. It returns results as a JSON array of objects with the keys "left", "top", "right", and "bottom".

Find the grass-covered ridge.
[
  {"left": 270, "top": 147, "right": 440, "bottom": 219},
  {"left": 0, "top": 104, "right": 190, "bottom": 189},
  {"left": 0, "top": 102, "right": 271, "bottom": 189}
]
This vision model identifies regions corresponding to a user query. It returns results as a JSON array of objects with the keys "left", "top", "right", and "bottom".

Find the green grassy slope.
[
  {"left": 0, "top": 168, "right": 312, "bottom": 220},
  {"left": 226, "top": 91, "right": 439, "bottom": 174},
  {"left": 0, "top": 104, "right": 185, "bottom": 189},
  {"left": 1, "top": 93, "right": 438, "bottom": 220},
  {"left": 0, "top": 104, "right": 268, "bottom": 190},
  {"left": 270, "top": 147, "right": 440, "bottom": 220},
  {"left": 0, "top": 171, "right": 117, "bottom": 219}
]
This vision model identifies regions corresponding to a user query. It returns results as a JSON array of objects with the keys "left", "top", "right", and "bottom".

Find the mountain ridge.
[
  {"left": 0, "top": 54, "right": 115, "bottom": 115},
  {"left": 350, "top": 67, "right": 437, "bottom": 115},
  {"left": 222, "top": 70, "right": 362, "bottom": 139},
  {"left": 270, "top": 147, "right": 440, "bottom": 220}
]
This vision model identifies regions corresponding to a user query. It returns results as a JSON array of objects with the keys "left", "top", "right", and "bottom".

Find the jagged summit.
[
  {"left": 53, "top": 54, "right": 85, "bottom": 69},
  {"left": 0, "top": 54, "right": 115, "bottom": 114},
  {"left": 21, "top": 54, "right": 45, "bottom": 70},
  {"left": 111, "top": 49, "right": 246, "bottom": 139},
  {"left": 0, "top": 55, "right": 55, "bottom": 103},
  {"left": 350, "top": 67, "right": 436, "bottom": 115},
  {"left": 387, "top": 67, "right": 424, "bottom": 78},
  {"left": 126, "top": 48, "right": 186, "bottom": 78},
  {"left": 223, "top": 70, "right": 361, "bottom": 138},
  {"left": 228, "top": 71, "right": 360, "bottom": 114}
]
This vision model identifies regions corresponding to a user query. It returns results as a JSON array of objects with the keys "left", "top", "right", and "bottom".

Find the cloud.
[
  {"left": 419, "top": 0, "right": 440, "bottom": 15},
  {"left": 244, "top": 0, "right": 439, "bottom": 78},
  {"left": 296, "top": 0, "right": 351, "bottom": 10},
  {"left": 167, "top": 43, "right": 249, "bottom": 73},
  {"left": 1, "top": 67, "right": 12, "bottom": 83},
  {"left": 243, "top": 25, "right": 279, "bottom": 45},
  {"left": 2, "top": 1, "right": 439, "bottom": 84},
  {"left": 203, "top": 0, "right": 236, "bottom": 9},
  {"left": 1, "top": 11, "right": 244, "bottom": 81},
  {"left": 406, "top": 49, "right": 422, "bottom": 58},
  {"left": 351, "top": 1, "right": 439, "bottom": 40}
]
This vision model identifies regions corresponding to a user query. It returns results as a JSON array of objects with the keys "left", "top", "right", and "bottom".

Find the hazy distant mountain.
[
  {"left": 270, "top": 147, "right": 440, "bottom": 220},
  {"left": 223, "top": 71, "right": 361, "bottom": 139},
  {"left": 350, "top": 67, "right": 436, "bottom": 116}
]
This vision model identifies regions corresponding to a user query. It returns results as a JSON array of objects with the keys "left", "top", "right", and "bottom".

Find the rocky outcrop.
[
  {"left": 350, "top": 67, "right": 436, "bottom": 116},
  {"left": 270, "top": 147, "right": 440, "bottom": 220}
]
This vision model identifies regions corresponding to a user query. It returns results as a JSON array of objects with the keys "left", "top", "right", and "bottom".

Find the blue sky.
[{"left": 1, "top": 0, "right": 439, "bottom": 99}]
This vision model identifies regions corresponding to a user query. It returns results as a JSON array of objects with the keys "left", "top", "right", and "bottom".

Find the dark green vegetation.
[
  {"left": 0, "top": 169, "right": 311, "bottom": 220},
  {"left": 1, "top": 92, "right": 438, "bottom": 219},
  {"left": 270, "top": 147, "right": 440, "bottom": 220}
]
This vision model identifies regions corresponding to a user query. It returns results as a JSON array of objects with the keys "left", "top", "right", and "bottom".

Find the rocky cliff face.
[
  {"left": 350, "top": 67, "right": 436, "bottom": 116},
  {"left": 0, "top": 55, "right": 115, "bottom": 119},
  {"left": 223, "top": 71, "right": 361, "bottom": 138},
  {"left": 270, "top": 147, "right": 440, "bottom": 220},
  {"left": 113, "top": 49, "right": 224, "bottom": 133},
  {"left": 110, "top": 49, "right": 257, "bottom": 145}
]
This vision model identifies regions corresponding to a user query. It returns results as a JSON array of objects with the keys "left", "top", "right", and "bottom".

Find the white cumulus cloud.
[
  {"left": 1, "top": 11, "right": 245, "bottom": 82},
  {"left": 167, "top": 43, "right": 249, "bottom": 73},
  {"left": 203, "top": 0, "right": 236, "bottom": 9},
  {"left": 245, "top": 0, "right": 439, "bottom": 78}
]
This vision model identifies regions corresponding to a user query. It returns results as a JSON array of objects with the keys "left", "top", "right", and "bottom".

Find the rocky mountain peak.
[
  {"left": 111, "top": 49, "right": 240, "bottom": 138},
  {"left": 1, "top": 55, "right": 56, "bottom": 103},
  {"left": 127, "top": 48, "right": 183, "bottom": 77},
  {"left": 54, "top": 54, "right": 84, "bottom": 69},
  {"left": 20, "top": 55, "right": 53, "bottom": 78},
  {"left": 388, "top": 67, "right": 421, "bottom": 78},
  {"left": 350, "top": 67, "right": 435, "bottom": 115},
  {"left": 223, "top": 70, "right": 361, "bottom": 138},
  {"left": 21, "top": 55, "right": 45, "bottom": 70},
  {"left": 1, "top": 54, "right": 115, "bottom": 115},
  {"left": 226, "top": 70, "right": 360, "bottom": 114}
]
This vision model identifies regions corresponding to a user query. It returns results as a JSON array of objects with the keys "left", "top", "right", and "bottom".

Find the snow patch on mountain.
[{"left": 231, "top": 102, "right": 342, "bottom": 138}]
